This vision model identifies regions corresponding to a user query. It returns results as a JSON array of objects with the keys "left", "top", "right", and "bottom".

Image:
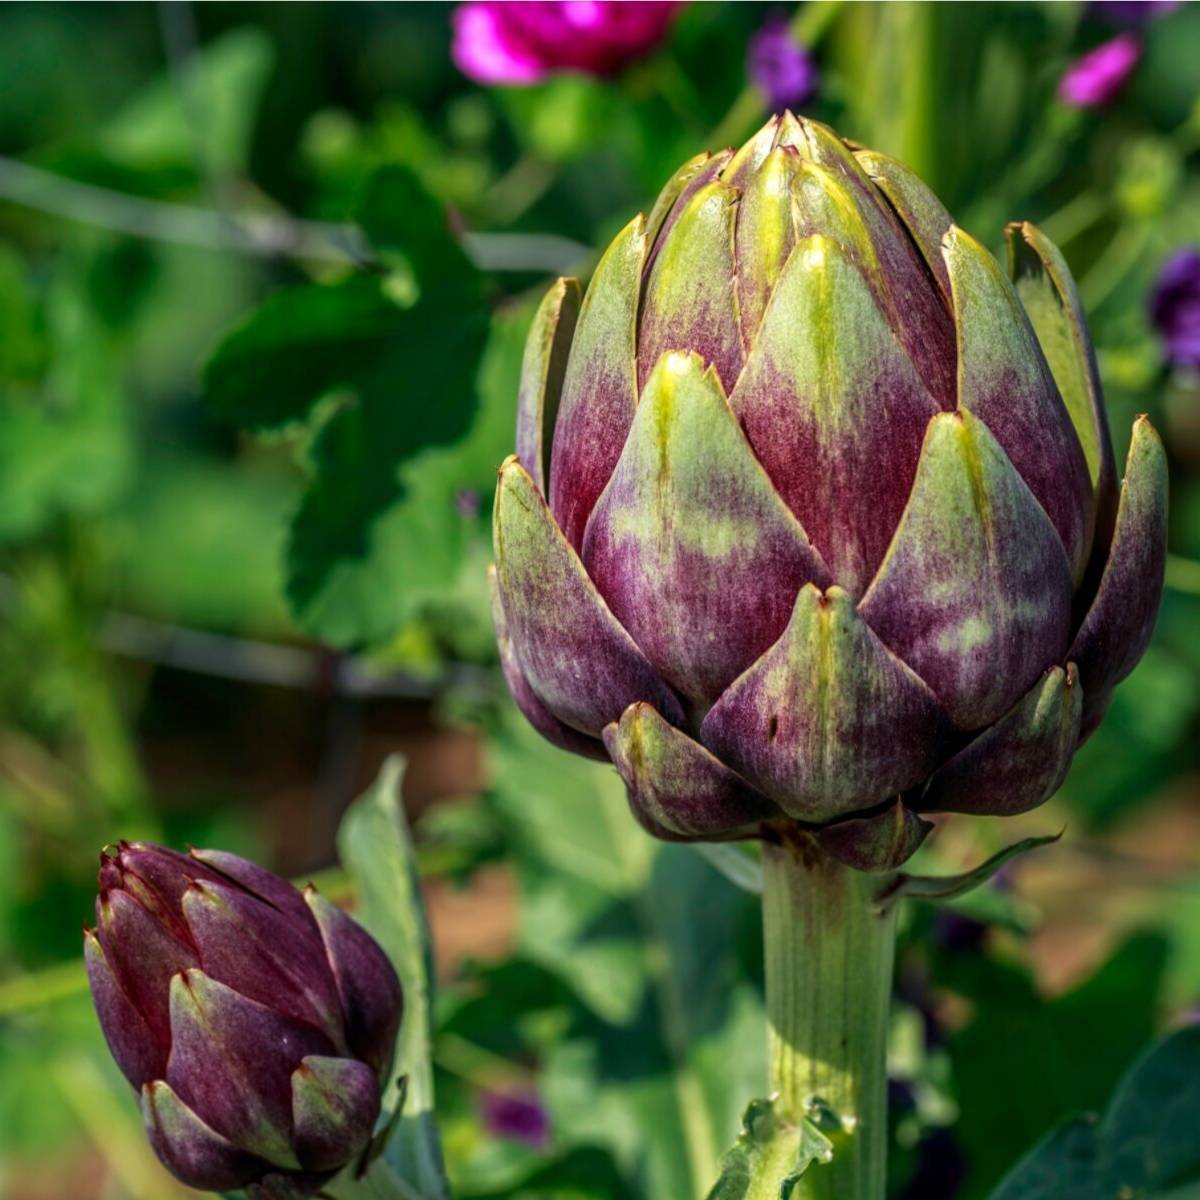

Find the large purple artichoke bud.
[
  {"left": 84, "top": 842, "right": 402, "bottom": 1199},
  {"left": 490, "top": 113, "right": 1168, "bottom": 871}
]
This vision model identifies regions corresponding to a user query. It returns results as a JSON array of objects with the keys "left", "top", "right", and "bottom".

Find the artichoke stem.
[{"left": 761, "top": 835, "right": 896, "bottom": 1200}]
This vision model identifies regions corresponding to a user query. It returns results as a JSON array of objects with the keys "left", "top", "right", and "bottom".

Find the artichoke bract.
[
  {"left": 491, "top": 113, "right": 1167, "bottom": 870},
  {"left": 84, "top": 842, "right": 402, "bottom": 1199}
]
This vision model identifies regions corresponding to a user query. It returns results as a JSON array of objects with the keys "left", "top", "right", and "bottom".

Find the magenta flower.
[
  {"left": 1058, "top": 33, "right": 1141, "bottom": 106},
  {"left": 451, "top": 1, "right": 683, "bottom": 86},
  {"left": 748, "top": 18, "right": 818, "bottom": 112},
  {"left": 1150, "top": 248, "right": 1200, "bottom": 368}
]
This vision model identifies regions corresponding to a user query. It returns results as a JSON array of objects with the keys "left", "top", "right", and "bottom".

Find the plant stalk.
[{"left": 761, "top": 836, "right": 896, "bottom": 1200}]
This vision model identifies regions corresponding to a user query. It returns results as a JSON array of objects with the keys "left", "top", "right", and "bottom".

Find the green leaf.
[
  {"left": 98, "top": 27, "right": 273, "bottom": 176},
  {"left": 358, "top": 164, "right": 479, "bottom": 289},
  {"left": 705, "top": 1097, "right": 833, "bottom": 1200},
  {"left": 336, "top": 756, "right": 450, "bottom": 1200},
  {"left": 457, "top": 1145, "right": 635, "bottom": 1200},
  {"left": 112, "top": 452, "right": 296, "bottom": 632},
  {"left": 204, "top": 165, "right": 494, "bottom": 647},
  {"left": 690, "top": 844, "right": 764, "bottom": 896},
  {"left": 876, "top": 833, "right": 1061, "bottom": 912},
  {"left": 987, "top": 1023, "right": 1200, "bottom": 1200},
  {"left": 942, "top": 932, "right": 1168, "bottom": 1197},
  {"left": 0, "top": 247, "right": 133, "bottom": 543},
  {"left": 488, "top": 715, "right": 767, "bottom": 1198}
]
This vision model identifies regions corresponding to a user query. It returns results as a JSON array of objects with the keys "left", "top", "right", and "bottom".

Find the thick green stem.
[{"left": 762, "top": 838, "right": 896, "bottom": 1200}]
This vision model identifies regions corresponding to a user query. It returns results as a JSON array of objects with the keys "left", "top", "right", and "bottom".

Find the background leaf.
[
  {"left": 338, "top": 756, "right": 451, "bottom": 1200},
  {"left": 988, "top": 1023, "right": 1200, "bottom": 1200},
  {"left": 205, "top": 165, "right": 491, "bottom": 646}
]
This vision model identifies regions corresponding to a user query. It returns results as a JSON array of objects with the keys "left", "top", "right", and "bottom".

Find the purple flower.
[
  {"left": 481, "top": 1088, "right": 551, "bottom": 1149},
  {"left": 1150, "top": 248, "right": 1200, "bottom": 368},
  {"left": 1058, "top": 33, "right": 1141, "bottom": 106},
  {"left": 747, "top": 18, "right": 818, "bottom": 112},
  {"left": 1087, "top": 0, "right": 1182, "bottom": 27},
  {"left": 451, "top": 1, "right": 683, "bottom": 86}
]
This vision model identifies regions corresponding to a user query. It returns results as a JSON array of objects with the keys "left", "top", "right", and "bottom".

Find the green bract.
[{"left": 491, "top": 113, "right": 1167, "bottom": 871}]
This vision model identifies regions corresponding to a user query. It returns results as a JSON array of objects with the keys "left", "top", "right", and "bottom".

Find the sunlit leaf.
[{"left": 337, "top": 756, "right": 451, "bottom": 1200}]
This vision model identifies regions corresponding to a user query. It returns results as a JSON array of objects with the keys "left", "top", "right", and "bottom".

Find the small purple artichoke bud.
[
  {"left": 85, "top": 842, "right": 403, "bottom": 1198},
  {"left": 491, "top": 115, "right": 1168, "bottom": 870}
]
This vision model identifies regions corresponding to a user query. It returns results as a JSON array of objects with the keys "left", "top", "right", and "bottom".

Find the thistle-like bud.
[
  {"left": 85, "top": 842, "right": 402, "bottom": 1199},
  {"left": 491, "top": 113, "right": 1168, "bottom": 870}
]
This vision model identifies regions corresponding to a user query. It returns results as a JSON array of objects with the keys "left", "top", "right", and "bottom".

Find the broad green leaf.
[
  {"left": 205, "top": 165, "right": 494, "bottom": 646},
  {"left": 284, "top": 296, "right": 522, "bottom": 647},
  {"left": 205, "top": 165, "right": 484, "bottom": 434},
  {"left": 988, "top": 1024, "right": 1200, "bottom": 1200},
  {"left": 357, "top": 164, "right": 478, "bottom": 290},
  {"left": 941, "top": 932, "right": 1168, "bottom": 1197},
  {"left": 337, "top": 756, "right": 450, "bottom": 1200}
]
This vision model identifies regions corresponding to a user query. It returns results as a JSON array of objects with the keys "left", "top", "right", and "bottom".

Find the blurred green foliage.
[{"left": 0, "top": 3, "right": 1199, "bottom": 1199}]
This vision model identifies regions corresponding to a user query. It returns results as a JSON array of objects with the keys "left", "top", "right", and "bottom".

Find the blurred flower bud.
[
  {"left": 1059, "top": 33, "right": 1141, "bottom": 107},
  {"left": 748, "top": 18, "right": 818, "bottom": 113},
  {"left": 1151, "top": 247, "right": 1200, "bottom": 369},
  {"left": 1086, "top": 0, "right": 1181, "bottom": 28},
  {"left": 481, "top": 1088, "right": 551, "bottom": 1149}
]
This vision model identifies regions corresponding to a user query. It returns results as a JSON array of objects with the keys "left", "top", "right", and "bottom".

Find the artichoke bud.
[
  {"left": 85, "top": 842, "right": 403, "bottom": 1197},
  {"left": 492, "top": 113, "right": 1168, "bottom": 870}
]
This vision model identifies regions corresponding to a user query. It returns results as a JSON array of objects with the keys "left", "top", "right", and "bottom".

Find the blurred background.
[{"left": 0, "top": 2, "right": 1198, "bottom": 1198}]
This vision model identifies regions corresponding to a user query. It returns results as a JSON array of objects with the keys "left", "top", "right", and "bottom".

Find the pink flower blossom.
[
  {"left": 452, "top": 1, "right": 683, "bottom": 86},
  {"left": 1058, "top": 33, "right": 1141, "bottom": 107}
]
